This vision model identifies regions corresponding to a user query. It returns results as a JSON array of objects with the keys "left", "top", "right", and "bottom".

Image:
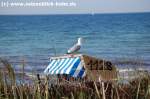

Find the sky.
[{"left": 0, "top": 0, "right": 150, "bottom": 15}]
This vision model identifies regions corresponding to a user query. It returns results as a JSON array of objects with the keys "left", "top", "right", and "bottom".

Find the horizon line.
[{"left": 0, "top": 11, "right": 150, "bottom": 16}]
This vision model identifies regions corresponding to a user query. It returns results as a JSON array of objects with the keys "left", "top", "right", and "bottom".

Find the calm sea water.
[{"left": 0, "top": 13, "right": 150, "bottom": 72}]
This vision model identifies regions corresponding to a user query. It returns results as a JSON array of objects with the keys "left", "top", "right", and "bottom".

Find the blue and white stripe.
[{"left": 44, "top": 57, "right": 86, "bottom": 78}]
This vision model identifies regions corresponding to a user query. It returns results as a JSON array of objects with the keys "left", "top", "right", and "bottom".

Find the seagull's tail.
[
  {"left": 66, "top": 50, "right": 71, "bottom": 54},
  {"left": 66, "top": 52, "right": 69, "bottom": 54},
  {"left": 66, "top": 50, "right": 70, "bottom": 54}
]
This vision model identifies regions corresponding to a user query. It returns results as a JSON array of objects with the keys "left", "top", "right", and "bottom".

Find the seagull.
[{"left": 67, "top": 38, "right": 82, "bottom": 54}]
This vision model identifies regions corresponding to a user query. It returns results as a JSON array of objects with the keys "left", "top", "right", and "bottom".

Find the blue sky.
[{"left": 0, "top": 0, "right": 150, "bottom": 15}]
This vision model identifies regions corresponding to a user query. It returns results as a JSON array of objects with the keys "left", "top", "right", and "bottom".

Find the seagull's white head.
[{"left": 77, "top": 37, "right": 82, "bottom": 45}]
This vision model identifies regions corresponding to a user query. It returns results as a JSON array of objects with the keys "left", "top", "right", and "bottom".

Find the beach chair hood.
[{"left": 44, "top": 54, "right": 86, "bottom": 78}]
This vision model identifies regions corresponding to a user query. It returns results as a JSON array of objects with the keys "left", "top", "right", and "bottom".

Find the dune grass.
[{"left": 0, "top": 58, "right": 150, "bottom": 99}]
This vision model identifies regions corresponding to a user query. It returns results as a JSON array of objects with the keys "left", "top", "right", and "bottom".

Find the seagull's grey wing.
[
  {"left": 72, "top": 45, "right": 81, "bottom": 52},
  {"left": 68, "top": 44, "right": 81, "bottom": 54}
]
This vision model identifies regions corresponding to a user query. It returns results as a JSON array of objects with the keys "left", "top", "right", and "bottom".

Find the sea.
[{"left": 0, "top": 13, "right": 150, "bottom": 74}]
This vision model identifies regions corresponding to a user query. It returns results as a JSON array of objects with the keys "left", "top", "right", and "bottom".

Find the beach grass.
[{"left": 0, "top": 58, "right": 150, "bottom": 99}]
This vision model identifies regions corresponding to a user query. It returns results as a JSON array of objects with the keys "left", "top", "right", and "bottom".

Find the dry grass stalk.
[
  {"left": 102, "top": 82, "right": 106, "bottom": 99},
  {"left": 45, "top": 76, "right": 49, "bottom": 99},
  {"left": 94, "top": 81, "right": 100, "bottom": 98},
  {"left": 136, "top": 79, "right": 141, "bottom": 99},
  {"left": 0, "top": 58, "right": 150, "bottom": 99},
  {"left": 0, "top": 58, "right": 16, "bottom": 86}
]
